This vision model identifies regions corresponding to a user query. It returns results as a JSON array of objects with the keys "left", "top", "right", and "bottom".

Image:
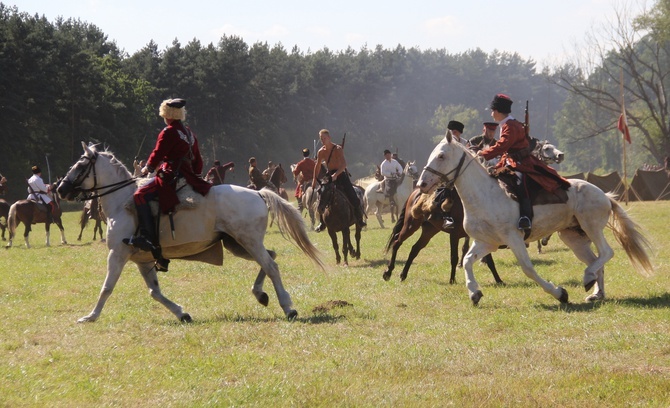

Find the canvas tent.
[
  {"left": 629, "top": 169, "right": 670, "bottom": 201},
  {"left": 586, "top": 172, "right": 625, "bottom": 199}
]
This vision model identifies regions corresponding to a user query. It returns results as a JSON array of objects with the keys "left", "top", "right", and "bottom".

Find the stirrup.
[
  {"left": 123, "top": 235, "right": 155, "bottom": 252},
  {"left": 155, "top": 257, "right": 170, "bottom": 272},
  {"left": 314, "top": 223, "right": 325, "bottom": 232},
  {"left": 517, "top": 216, "right": 532, "bottom": 230},
  {"left": 442, "top": 217, "right": 455, "bottom": 229}
]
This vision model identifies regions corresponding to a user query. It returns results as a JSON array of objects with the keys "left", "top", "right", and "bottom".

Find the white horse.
[
  {"left": 364, "top": 161, "right": 418, "bottom": 228},
  {"left": 417, "top": 134, "right": 652, "bottom": 305},
  {"left": 57, "top": 142, "right": 324, "bottom": 323}
]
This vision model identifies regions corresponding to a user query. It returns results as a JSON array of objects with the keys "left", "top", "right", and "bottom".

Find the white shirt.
[
  {"left": 380, "top": 159, "right": 403, "bottom": 180},
  {"left": 27, "top": 174, "right": 52, "bottom": 204}
]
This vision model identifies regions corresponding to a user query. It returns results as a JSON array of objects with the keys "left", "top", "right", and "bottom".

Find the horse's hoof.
[
  {"left": 471, "top": 290, "right": 483, "bottom": 306},
  {"left": 558, "top": 288, "right": 569, "bottom": 304},
  {"left": 449, "top": 279, "right": 456, "bottom": 285},
  {"left": 382, "top": 271, "right": 392, "bottom": 281},
  {"left": 180, "top": 313, "right": 193, "bottom": 323},
  {"left": 585, "top": 293, "right": 604, "bottom": 302},
  {"left": 258, "top": 292, "right": 269, "bottom": 307},
  {"left": 77, "top": 315, "right": 97, "bottom": 323},
  {"left": 287, "top": 310, "right": 298, "bottom": 321},
  {"left": 584, "top": 280, "right": 596, "bottom": 292},
  {"left": 400, "top": 273, "right": 408, "bottom": 281}
]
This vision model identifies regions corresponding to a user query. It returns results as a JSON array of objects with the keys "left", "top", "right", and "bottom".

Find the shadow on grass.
[
  {"left": 537, "top": 292, "right": 670, "bottom": 312},
  {"left": 166, "top": 312, "right": 350, "bottom": 325}
]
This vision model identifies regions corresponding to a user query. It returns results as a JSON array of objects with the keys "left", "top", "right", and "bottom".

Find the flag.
[{"left": 617, "top": 111, "right": 631, "bottom": 144}]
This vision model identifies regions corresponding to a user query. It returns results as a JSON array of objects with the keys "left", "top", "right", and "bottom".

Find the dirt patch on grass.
[{"left": 312, "top": 300, "right": 353, "bottom": 314}]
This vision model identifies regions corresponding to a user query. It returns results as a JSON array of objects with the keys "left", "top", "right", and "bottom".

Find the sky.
[{"left": 12, "top": 0, "right": 650, "bottom": 67}]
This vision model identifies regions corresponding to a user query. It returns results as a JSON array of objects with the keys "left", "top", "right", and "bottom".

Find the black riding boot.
[
  {"left": 125, "top": 204, "right": 156, "bottom": 251},
  {"left": 354, "top": 205, "right": 367, "bottom": 228},
  {"left": 315, "top": 214, "right": 325, "bottom": 232},
  {"left": 123, "top": 204, "right": 170, "bottom": 271},
  {"left": 516, "top": 183, "right": 533, "bottom": 230}
]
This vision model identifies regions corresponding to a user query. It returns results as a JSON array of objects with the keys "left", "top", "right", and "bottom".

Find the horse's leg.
[
  {"left": 400, "top": 223, "right": 440, "bottom": 281},
  {"left": 354, "top": 224, "right": 361, "bottom": 260},
  {"left": 383, "top": 215, "right": 422, "bottom": 281},
  {"left": 251, "top": 250, "right": 277, "bottom": 307},
  {"left": 458, "top": 237, "right": 469, "bottom": 268},
  {"left": 239, "top": 239, "right": 296, "bottom": 319},
  {"left": 328, "top": 228, "right": 341, "bottom": 265},
  {"left": 78, "top": 225, "right": 84, "bottom": 241},
  {"left": 482, "top": 254, "right": 504, "bottom": 285},
  {"left": 449, "top": 234, "right": 460, "bottom": 284},
  {"left": 56, "top": 220, "right": 67, "bottom": 245},
  {"left": 341, "top": 229, "right": 351, "bottom": 266},
  {"left": 78, "top": 251, "right": 131, "bottom": 323},
  {"left": 375, "top": 202, "right": 384, "bottom": 229},
  {"left": 507, "top": 237, "right": 568, "bottom": 304},
  {"left": 24, "top": 220, "right": 32, "bottom": 248},
  {"left": 462, "top": 240, "right": 498, "bottom": 305},
  {"left": 134, "top": 260, "right": 194, "bottom": 322},
  {"left": 557, "top": 229, "right": 606, "bottom": 301}
]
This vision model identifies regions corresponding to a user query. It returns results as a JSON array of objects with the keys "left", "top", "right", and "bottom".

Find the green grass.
[{"left": 1, "top": 200, "right": 669, "bottom": 407}]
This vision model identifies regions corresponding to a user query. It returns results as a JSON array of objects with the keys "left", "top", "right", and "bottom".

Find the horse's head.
[
  {"left": 316, "top": 175, "right": 336, "bottom": 213},
  {"left": 58, "top": 142, "right": 99, "bottom": 201},
  {"left": 405, "top": 161, "right": 419, "bottom": 180},
  {"left": 270, "top": 164, "right": 287, "bottom": 185},
  {"left": 537, "top": 141, "right": 565, "bottom": 164},
  {"left": 418, "top": 135, "right": 474, "bottom": 194}
]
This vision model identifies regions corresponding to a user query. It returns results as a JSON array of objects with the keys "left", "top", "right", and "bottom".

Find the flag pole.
[{"left": 620, "top": 68, "right": 629, "bottom": 205}]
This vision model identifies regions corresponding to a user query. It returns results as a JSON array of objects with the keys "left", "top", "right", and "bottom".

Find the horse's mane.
[{"left": 90, "top": 145, "right": 133, "bottom": 179}]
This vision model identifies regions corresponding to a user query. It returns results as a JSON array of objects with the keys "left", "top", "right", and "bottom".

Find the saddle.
[
  {"left": 126, "top": 178, "right": 203, "bottom": 216},
  {"left": 493, "top": 167, "right": 569, "bottom": 205},
  {"left": 28, "top": 199, "right": 50, "bottom": 213}
]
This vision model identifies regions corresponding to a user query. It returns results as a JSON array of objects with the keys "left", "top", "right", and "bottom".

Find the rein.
[
  {"left": 423, "top": 151, "right": 471, "bottom": 189},
  {"left": 66, "top": 152, "right": 138, "bottom": 201}
]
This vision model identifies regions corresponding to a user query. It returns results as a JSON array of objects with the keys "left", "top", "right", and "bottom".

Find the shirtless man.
[{"left": 312, "top": 129, "right": 366, "bottom": 232}]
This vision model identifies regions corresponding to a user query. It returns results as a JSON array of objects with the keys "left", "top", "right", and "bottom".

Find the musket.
[
  {"left": 341, "top": 133, "right": 347, "bottom": 149},
  {"left": 524, "top": 100, "right": 530, "bottom": 138},
  {"left": 45, "top": 154, "right": 52, "bottom": 185}
]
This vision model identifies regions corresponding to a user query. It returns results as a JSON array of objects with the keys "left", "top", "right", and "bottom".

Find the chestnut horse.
[
  {"left": 78, "top": 197, "right": 107, "bottom": 242},
  {"left": 383, "top": 188, "right": 504, "bottom": 285},
  {"left": 6, "top": 182, "right": 67, "bottom": 248}
]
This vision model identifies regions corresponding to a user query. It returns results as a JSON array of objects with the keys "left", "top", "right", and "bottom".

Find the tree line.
[{"left": 2, "top": 2, "right": 669, "bottom": 203}]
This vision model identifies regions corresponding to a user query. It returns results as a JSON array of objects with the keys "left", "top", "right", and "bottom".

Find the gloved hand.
[{"left": 140, "top": 166, "right": 152, "bottom": 177}]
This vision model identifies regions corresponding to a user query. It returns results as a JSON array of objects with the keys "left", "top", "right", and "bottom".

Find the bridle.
[
  {"left": 61, "top": 152, "right": 137, "bottom": 201},
  {"left": 422, "top": 151, "right": 470, "bottom": 189}
]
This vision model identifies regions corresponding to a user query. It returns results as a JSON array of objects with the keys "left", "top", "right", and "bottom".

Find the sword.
[{"left": 45, "top": 154, "right": 52, "bottom": 185}]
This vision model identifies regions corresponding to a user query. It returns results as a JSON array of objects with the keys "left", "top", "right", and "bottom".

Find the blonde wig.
[{"left": 159, "top": 99, "right": 187, "bottom": 121}]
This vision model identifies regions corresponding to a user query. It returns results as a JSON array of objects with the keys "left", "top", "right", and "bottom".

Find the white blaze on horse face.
[{"left": 417, "top": 142, "right": 448, "bottom": 193}]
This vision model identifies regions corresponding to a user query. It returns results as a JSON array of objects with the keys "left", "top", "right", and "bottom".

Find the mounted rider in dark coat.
[{"left": 124, "top": 98, "right": 211, "bottom": 271}]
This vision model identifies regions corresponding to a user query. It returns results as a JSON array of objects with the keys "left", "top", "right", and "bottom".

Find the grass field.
[{"left": 1, "top": 199, "right": 669, "bottom": 407}]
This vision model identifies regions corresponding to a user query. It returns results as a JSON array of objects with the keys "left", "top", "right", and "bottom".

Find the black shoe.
[
  {"left": 123, "top": 235, "right": 155, "bottom": 252},
  {"left": 442, "top": 217, "right": 455, "bottom": 229},
  {"left": 315, "top": 223, "right": 326, "bottom": 232},
  {"left": 518, "top": 216, "right": 532, "bottom": 230},
  {"left": 155, "top": 257, "right": 170, "bottom": 272}
]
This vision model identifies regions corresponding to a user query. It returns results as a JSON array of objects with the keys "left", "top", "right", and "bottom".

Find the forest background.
[{"left": 2, "top": 2, "right": 670, "bottom": 203}]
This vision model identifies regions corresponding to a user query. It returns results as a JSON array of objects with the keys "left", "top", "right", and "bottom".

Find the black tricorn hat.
[
  {"left": 447, "top": 120, "right": 464, "bottom": 133},
  {"left": 166, "top": 98, "right": 186, "bottom": 108},
  {"left": 489, "top": 94, "right": 513, "bottom": 114}
]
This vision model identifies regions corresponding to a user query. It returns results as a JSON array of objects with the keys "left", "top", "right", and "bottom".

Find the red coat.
[
  {"left": 144, "top": 121, "right": 212, "bottom": 213},
  {"left": 480, "top": 117, "right": 568, "bottom": 193},
  {"left": 293, "top": 157, "right": 316, "bottom": 181}
]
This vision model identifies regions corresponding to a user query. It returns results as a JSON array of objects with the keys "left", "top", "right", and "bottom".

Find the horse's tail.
[
  {"left": 607, "top": 195, "right": 654, "bottom": 276},
  {"left": 259, "top": 189, "right": 325, "bottom": 270},
  {"left": 385, "top": 198, "right": 407, "bottom": 255},
  {"left": 7, "top": 202, "right": 17, "bottom": 239},
  {"left": 79, "top": 207, "right": 89, "bottom": 229}
]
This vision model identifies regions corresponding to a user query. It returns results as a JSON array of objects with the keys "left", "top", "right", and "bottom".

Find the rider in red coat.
[
  {"left": 479, "top": 94, "right": 569, "bottom": 230},
  {"left": 124, "top": 98, "right": 211, "bottom": 271}
]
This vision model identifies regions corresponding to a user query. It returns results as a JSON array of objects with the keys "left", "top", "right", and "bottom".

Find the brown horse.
[
  {"left": 269, "top": 164, "right": 289, "bottom": 201},
  {"left": 6, "top": 182, "right": 67, "bottom": 248},
  {"left": 78, "top": 197, "right": 107, "bottom": 242},
  {"left": 383, "top": 188, "right": 504, "bottom": 285},
  {"left": 0, "top": 198, "right": 9, "bottom": 240},
  {"left": 316, "top": 177, "right": 363, "bottom": 265}
]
